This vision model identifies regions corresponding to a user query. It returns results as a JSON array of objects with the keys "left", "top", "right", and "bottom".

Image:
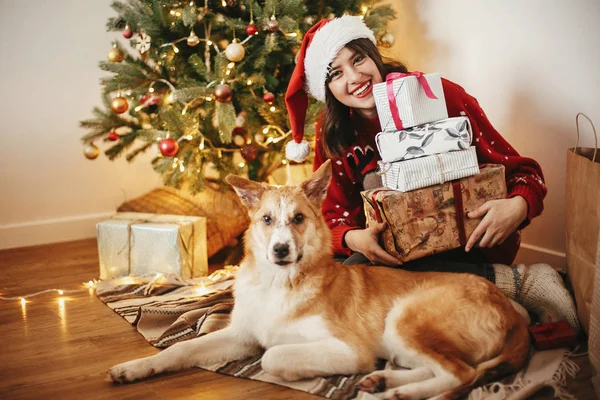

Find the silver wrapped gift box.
[
  {"left": 379, "top": 146, "right": 480, "bottom": 192},
  {"left": 376, "top": 117, "right": 472, "bottom": 163},
  {"left": 97, "top": 212, "right": 208, "bottom": 280}
]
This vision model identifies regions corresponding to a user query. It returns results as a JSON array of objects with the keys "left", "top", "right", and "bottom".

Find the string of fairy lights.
[{"left": 0, "top": 268, "right": 238, "bottom": 308}]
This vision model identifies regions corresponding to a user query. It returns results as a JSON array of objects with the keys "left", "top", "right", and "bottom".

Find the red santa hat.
[{"left": 284, "top": 15, "right": 376, "bottom": 162}]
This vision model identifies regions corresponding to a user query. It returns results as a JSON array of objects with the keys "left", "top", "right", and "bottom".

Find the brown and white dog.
[{"left": 107, "top": 160, "right": 529, "bottom": 399}]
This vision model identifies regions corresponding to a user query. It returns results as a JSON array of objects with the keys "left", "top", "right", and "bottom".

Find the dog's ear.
[
  {"left": 300, "top": 160, "right": 332, "bottom": 206},
  {"left": 226, "top": 174, "right": 265, "bottom": 209}
]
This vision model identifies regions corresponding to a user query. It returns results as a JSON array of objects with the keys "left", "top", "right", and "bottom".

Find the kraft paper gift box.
[
  {"left": 373, "top": 72, "right": 448, "bottom": 132},
  {"left": 376, "top": 116, "right": 472, "bottom": 163},
  {"left": 361, "top": 165, "right": 507, "bottom": 262},
  {"left": 379, "top": 146, "right": 480, "bottom": 192},
  {"left": 97, "top": 212, "right": 208, "bottom": 280}
]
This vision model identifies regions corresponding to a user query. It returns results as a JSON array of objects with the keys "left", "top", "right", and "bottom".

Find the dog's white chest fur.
[{"left": 232, "top": 266, "right": 331, "bottom": 348}]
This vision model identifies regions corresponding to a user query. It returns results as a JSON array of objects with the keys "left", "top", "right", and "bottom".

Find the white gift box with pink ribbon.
[
  {"left": 378, "top": 146, "right": 480, "bottom": 192},
  {"left": 373, "top": 72, "right": 448, "bottom": 132}
]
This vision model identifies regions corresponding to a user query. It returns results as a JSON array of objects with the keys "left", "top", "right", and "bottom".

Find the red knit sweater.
[{"left": 313, "top": 78, "right": 547, "bottom": 265}]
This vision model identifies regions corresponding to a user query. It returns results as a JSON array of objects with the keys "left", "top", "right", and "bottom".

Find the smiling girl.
[{"left": 284, "top": 15, "right": 578, "bottom": 330}]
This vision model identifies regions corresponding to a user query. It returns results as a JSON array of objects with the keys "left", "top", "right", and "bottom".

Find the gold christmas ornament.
[
  {"left": 83, "top": 143, "right": 100, "bottom": 160},
  {"left": 381, "top": 32, "right": 395, "bottom": 48},
  {"left": 225, "top": 41, "right": 245, "bottom": 62},
  {"left": 110, "top": 96, "right": 129, "bottom": 114},
  {"left": 107, "top": 46, "right": 125, "bottom": 63},
  {"left": 187, "top": 30, "right": 200, "bottom": 47},
  {"left": 218, "top": 39, "right": 230, "bottom": 49}
]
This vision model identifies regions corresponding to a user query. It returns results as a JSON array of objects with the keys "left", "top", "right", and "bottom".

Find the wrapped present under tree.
[{"left": 97, "top": 212, "right": 208, "bottom": 280}]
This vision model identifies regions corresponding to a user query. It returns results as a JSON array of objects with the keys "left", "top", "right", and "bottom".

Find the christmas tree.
[{"left": 80, "top": 0, "right": 396, "bottom": 193}]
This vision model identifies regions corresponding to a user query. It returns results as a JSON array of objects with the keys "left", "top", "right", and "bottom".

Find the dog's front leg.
[
  {"left": 261, "top": 339, "right": 364, "bottom": 381},
  {"left": 107, "top": 327, "right": 260, "bottom": 383}
]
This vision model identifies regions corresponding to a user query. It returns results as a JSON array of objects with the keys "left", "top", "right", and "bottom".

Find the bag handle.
[{"left": 575, "top": 113, "right": 598, "bottom": 162}]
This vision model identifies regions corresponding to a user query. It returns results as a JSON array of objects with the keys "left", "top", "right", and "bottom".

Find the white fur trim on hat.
[
  {"left": 304, "top": 15, "right": 376, "bottom": 103},
  {"left": 285, "top": 140, "right": 311, "bottom": 163}
]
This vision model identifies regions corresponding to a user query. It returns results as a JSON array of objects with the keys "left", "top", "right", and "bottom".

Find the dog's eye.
[
  {"left": 262, "top": 215, "right": 272, "bottom": 225},
  {"left": 292, "top": 213, "right": 304, "bottom": 225}
]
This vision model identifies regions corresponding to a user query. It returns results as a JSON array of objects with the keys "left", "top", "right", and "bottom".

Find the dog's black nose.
[{"left": 273, "top": 243, "right": 289, "bottom": 259}]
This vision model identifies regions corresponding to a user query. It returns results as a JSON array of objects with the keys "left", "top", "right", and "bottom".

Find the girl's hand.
[
  {"left": 344, "top": 223, "right": 403, "bottom": 266},
  {"left": 465, "top": 196, "right": 528, "bottom": 252}
]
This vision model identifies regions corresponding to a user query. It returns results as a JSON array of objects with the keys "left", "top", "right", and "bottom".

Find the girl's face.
[{"left": 326, "top": 47, "right": 383, "bottom": 118}]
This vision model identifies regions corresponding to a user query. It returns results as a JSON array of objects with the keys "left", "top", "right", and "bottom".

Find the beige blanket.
[{"left": 96, "top": 269, "right": 579, "bottom": 400}]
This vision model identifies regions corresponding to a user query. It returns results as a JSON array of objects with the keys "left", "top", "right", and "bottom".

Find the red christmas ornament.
[
  {"left": 123, "top": 24, "right": 133, "bottom": 39},
  {"left": 241, "top": 143, "right": 259, "bottom": 161},
  {"left": 159, "top": 138, "right": 179, "bottom": 157},
  {"left": 107, "top": 130, "right": 120, "bottom": 141},
  {"left": 263, "top": 92, "right": 275, "bottom": 103},
  {"left": 246, "top": 23, "right": 258, "bottom": 36}
]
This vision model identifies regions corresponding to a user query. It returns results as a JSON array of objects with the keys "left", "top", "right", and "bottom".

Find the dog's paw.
[
  {"left": 106, "top": 360, "right": 155, "bottom": 384},
  {"left": 357, "top": 372, "right": 387, "bottom": 393},
  {"left": 380, "top": 388, "right": 413, "bottom": 400}
]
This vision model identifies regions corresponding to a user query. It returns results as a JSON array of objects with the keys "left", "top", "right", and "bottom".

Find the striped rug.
[{"left": 96, "top": 268, "right": 578, "bottom": 400}]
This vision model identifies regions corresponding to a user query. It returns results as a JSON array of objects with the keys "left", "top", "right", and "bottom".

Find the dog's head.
[{"left": 226, "top": 160, "right": 332, "bottom": 270}]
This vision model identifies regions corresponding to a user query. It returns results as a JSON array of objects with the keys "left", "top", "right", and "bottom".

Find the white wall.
[
  {"left": 1, "top": 1, "right": 599, "bottom": 264},
  {"left": 386, "top": 0, "right": 600, "bottom": 268},
  {"left": 0, "top": 1, "right": 160, "bottom": 249}
]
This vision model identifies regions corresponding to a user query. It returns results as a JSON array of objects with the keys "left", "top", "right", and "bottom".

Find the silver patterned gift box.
[
  {"left": 376, "top": 117, "right": 472, "bottom": 163},
  {"left": 373, "top": 72, "right": 448, "bottom": 132},
  {"left": 379, "top": 146, "right": 480, "bottom": 192},
  {"left": 97, "top": 212, "right": 208, "bottom": 280}
]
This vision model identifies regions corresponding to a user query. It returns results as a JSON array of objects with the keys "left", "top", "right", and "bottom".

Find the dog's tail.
[{"left": 437, "top": 319, "right": 531, "bottom": 400}]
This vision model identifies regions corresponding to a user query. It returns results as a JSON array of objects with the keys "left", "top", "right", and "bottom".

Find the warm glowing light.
[
  {"left": 199, "top": 137, "right": 205, "bottom": 150},
  {"left": 246, "top": 79, "right": 252, "bottom": 85},
  {"left": 205, "top": 96, "right": 213, "bottom": 101},
  {"left": 238, "top": 162, "right": 246, "bottom": 168},
  {"left": 170, "top": 10, "right": 176, "bottom": 15},
  {"left": 207, "top": 40, "right": 213, "bottom": 46},
  {"left": 181, "top": 108, "right": 187, "bottom": 115},
  {"left": 226, "top": 70, "right": 231, "bottom": 76},
  {"left": 194, "top": 282, "right": 209, "bottom": 295},
  {"left": 266, "top": 137, "right": 274, "bottom": 144},
  {"left": 179, "top": 163, "right": 185, "bottom": 172},
  {"left": 119, "top": 276, "right": 138, "bottom": 285},
  {"left": 269, "top": 106, "right": 276, "bottom": 112},
  {"left": 58, "top": 290, "right": 64, "bottom": 295},
  {"left": 167, "top": 93, "right": 174, "bottom": 103},
  {"left": 149, "top": 87, "right": 155, "bottom": 93},
  {"left": 135, "top": 105, "right": 144, "bottom": 112},
  {"left": 20, "top": 297, "right": 26, "bottom": 306},
  {"left": 282, "top": 159, "right": 288, "bottom": 165},
  {"left": 361, "top": 5, "right": 368, "bottom": 14},
  {"left": 221, "top": 0, "right": 226, "bottom": 6},
  {"left": 262, "top": 127, "right": 269, "bottom": 134},
  {"left": 227, "top": 62, "right": 235, "bottom": 69}
]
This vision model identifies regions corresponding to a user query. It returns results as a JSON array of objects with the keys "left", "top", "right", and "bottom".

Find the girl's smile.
[{"left": 327, "top": 47, "right": 382, "bottom": 118}]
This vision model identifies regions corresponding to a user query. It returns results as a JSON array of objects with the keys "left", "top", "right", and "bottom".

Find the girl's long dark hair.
[{"left": 320, "top": 38, "right": 408, "bottom": 159}]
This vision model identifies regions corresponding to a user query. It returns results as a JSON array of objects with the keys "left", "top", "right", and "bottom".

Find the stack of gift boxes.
[{"left": 361, "top": 72, "right": 507, "bottom": 262}]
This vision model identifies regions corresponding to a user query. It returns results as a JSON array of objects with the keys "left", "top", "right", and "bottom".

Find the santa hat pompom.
[
  {"left": 285, "top": 139, "right": 311, "bottom": 163},
  {"left": 284, "top": 16, "right": 375, "bottom": 163}
]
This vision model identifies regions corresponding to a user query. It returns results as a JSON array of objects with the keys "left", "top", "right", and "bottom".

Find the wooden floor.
[{"left": 0, "top": 239, "right": 596, "bottom": 400}]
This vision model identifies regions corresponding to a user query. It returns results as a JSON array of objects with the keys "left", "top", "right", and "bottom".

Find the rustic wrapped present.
[
  {"left": 373, "top": 72, "right": 448, "bottom": 132},
  {"left": 379, "top": 146, "right": 480, "bottom": 192},
  {"left": 362, "top": 165, "right": 506, "bottom": 262},
  {"left": 376, "top": 116, "right": 472, "bottom": 163},
  {"left": 97, "top": 212, "right": 208, "bottom": 280}
]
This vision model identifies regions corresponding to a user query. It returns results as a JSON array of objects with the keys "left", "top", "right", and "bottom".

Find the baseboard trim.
[
  {"left": 515, "top": 242, "right": 567, "bottom": 271},
  {"left": 0, "top": 212, "right": 114, "bottom": 250}
]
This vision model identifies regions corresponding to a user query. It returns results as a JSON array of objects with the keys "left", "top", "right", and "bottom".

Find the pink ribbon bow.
[{"left": 386, "top": 72, "right": 439, "bottom": 130}]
